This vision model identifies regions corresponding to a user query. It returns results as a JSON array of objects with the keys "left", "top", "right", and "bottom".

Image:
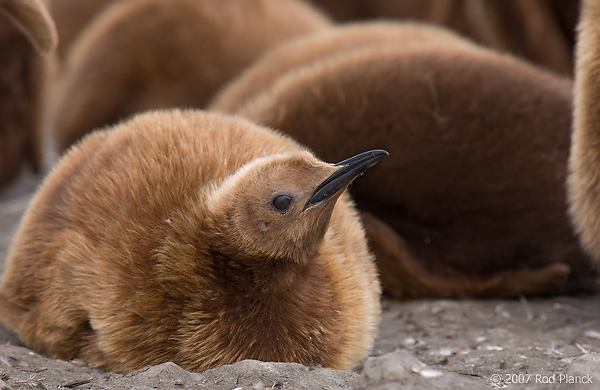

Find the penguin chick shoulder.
[{"left": 0, "top": 109, "right": 383, "bottom": 373}]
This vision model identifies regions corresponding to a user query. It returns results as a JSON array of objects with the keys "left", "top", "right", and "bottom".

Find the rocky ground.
[{"left": 1, "top": 172, "right": 600, "bottom": 389}]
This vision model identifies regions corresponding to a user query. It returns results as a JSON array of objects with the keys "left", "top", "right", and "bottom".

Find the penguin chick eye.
[{"left": 271, "top": 194, "right": 292, "bottom": 213}]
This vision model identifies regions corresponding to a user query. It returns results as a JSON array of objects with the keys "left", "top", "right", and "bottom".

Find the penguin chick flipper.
[{"left": 361, "top": 212, "right": 570, "bottom": 298}]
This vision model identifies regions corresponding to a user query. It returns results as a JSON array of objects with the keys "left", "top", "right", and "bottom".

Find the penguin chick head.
[{"left": 208, "top": 149, "right": 388, "bottom": 264}]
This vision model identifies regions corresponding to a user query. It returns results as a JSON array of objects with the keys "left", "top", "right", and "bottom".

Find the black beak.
[{"left": 303, "top": 149, "right": 388, "bottom": 211}]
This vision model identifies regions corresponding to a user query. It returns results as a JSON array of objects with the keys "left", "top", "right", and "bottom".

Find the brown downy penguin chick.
[
  {"left": 212, "top": 22, "right": 590, "bottom": 298},
  {"left": 50, "top": 0, "right": 331, "bottom": 154},
  {"left": 0, "top": 0, "right": 57, "bottom": 189},
  {"left": 211, "top": 22, "right": 473, "bottom": 114},
  {"left": 568, "top": 0, "right": 600, "bottom": 264},
  {"left": 0, "top": 109, "right": 383, "bottom": 373}
]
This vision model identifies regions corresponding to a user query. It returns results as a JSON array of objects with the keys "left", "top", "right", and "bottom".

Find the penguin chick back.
[{"left": 0, "top": 109, "right": 381, "bottom": 373}]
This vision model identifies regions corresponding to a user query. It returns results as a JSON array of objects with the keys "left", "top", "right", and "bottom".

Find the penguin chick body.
[
  {"left": 568, "top": 0, "right": 600, "bottom": 263},
  {"left": 212, "top": 22, "right": 588, "bottom": 298},
  {"left": 51, "top": 0, "right": 331, "bottom": 153},
  {"left": 0, "top": 109, "right": 382, "bottom": 373}
]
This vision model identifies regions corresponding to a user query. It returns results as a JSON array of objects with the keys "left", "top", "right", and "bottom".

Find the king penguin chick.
[
  {"left": 0, "top": 109, "right": 383, "bottom": 373},
  {"left": 212, "top": 22, "right": 590, "bottom": 298},
  {"left": 50, "top": 0, "right": 331, "bottom": 154},
  {"left": 211, "top": 22, "right": 473, "bottom": 114},
  {"left": 568, "top": 0, "right": 600, "bottom": 264}
]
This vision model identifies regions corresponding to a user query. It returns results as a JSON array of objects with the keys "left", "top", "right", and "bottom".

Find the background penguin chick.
[
  {"left": 0, "top": 109, "right": 381, "bottom": 373},
  {"left": 212, "top": 22, "right": 591, "bottom": 298},
  {"left": 211, "top": 22, "right": 473, "bottom": 114},
  {"left": 568, "top": 0, "right": 600, "bottom": 264},
  {"left": 0, "top": 0, "right": 56, "bottom": 190},
  {"left": 49, "top": 0, "right": 331, "bottom": 154}
]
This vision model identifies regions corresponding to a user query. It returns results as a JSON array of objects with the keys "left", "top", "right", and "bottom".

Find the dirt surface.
[{"left": 1, "top": 173, "right": 600, "bottom": 389}]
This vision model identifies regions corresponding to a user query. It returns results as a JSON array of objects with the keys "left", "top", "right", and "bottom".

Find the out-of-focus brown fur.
[
  {"left": 568, "top": 0, "right": 600, "bottom": 264},
  {"left": 0, "top": 0, "right": 56, "bottom": 190},
  {"left": 309, "top": 0, "right": 577, "bottom": 75},
  {"left": 48, "top": 0, "right": 117, "bottom": 58},
  {"left": 0, "top": 110, "right": 380, "bottom": 373},
  {"left": 50, "top": 0, "right": 331, "bottom": 153},
  {"left": 213, "top": 22, "right": 590, "bottom": 298},
  {"left": 211, "top": 22, "right": 472, "bottom": 114}
]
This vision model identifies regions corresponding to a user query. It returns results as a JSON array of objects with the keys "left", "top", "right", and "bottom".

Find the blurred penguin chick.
[
  {"left": 51, "top": 0, "right": 331, "bottom": 154},
  {"left": 0, "top": 110, "right": 383, "bottom": 373},
  {"left": 211, "top": 21, "right": 472, "bottom": 114}
]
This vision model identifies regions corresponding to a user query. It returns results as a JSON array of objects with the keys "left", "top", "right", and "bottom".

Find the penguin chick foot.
[{"left": 361, "top": 212, "right": 570, "bottom": 298}]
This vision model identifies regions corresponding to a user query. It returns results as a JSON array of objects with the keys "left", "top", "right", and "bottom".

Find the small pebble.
[
  {"left": 412, "top": 366, "right": 443, "bottom": 379},
  {"left": 584, "top": 330, "right": 600, "bottom": 339}
]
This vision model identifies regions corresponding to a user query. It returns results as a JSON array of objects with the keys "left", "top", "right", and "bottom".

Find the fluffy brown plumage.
[
  {"left": 50, "top": 0, "right": 331, "bottom": 154},
  {"left": 0, "top": 109, "right": 382, "bottom": 373},
  {"left": 212, "top": 22, "right": 591, "bottom": 298},
  {"left": 568, "top": 0, "right": 600, "bottom": 263},
  {"left": 0, "top": 0, "right": 56, "bottom": 189}
]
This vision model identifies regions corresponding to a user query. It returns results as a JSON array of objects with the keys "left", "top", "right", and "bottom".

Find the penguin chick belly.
[{"left": 0, "top": 109, "right": 381, "bottom": 373}]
